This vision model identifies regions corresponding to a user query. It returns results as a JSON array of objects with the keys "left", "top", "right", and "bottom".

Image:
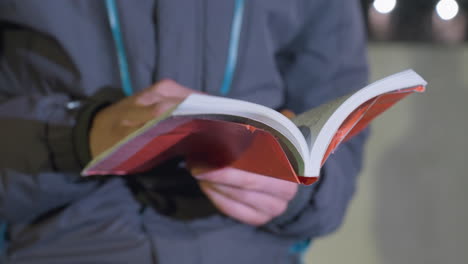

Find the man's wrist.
[{"left": 72, "top": 88, "right": 125, "bottom": 169}]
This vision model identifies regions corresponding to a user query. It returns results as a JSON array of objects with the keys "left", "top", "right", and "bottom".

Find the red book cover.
[{"left": 83, "top": 68, "right": 428, "bottom": 185}]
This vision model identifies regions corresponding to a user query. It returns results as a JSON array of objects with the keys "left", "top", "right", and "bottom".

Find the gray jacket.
[{"left": 0, "top": 0, "right": 368, "bottom": 263}]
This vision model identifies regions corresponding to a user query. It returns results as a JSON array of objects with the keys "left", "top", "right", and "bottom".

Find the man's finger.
[
  {"left": 199, "top": 181, "right": 272, "bottom": 226},
  {"left": 120, "top": 104, "right": 158, "bottom": 127},
  {"left": 204, "top": 181, "right": 288, "bottom": 217},
  {"left": 136, "top": 79, "right": 194, "bottom": 106},
  {"left": 149, "top": 98, "right": 183, "bottom": 117},
  {"left": 194, "top": 167, "right": 298, "bottom": 200}
]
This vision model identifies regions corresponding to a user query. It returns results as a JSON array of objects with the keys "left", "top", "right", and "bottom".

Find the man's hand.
[
  {"left": 192, "top": 167, "right": 298, "bottom": 226},
  {"left": 90, "top": 79, "right": 298, "bottom": 227},
  {"left": 89, "top": 79, "right": 196, "bottom": 158}
]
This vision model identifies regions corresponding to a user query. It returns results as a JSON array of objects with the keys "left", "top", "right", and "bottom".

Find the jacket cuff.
[
  {"left": 47, "top": 121, "right": 80, "bottom": 172},
  {"left": 263, "top": 182, "right": 316, "bottom": 231},
  {"left": 48, "top": 89, "right": 123, "bottom": 172},
  {"left": 73, "top": 100, "right": 112, "bottom": 168}
]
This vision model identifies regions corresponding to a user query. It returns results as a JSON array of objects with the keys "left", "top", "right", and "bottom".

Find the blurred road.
[{"left": 305, "top": 44, "right": 468, "bottom": 264}]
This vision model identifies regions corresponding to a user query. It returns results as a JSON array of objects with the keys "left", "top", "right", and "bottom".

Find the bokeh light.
[
  {"left": 436, "top": 0, "right": 460, "bottom": 20},
  {"left": 373, "top": 0, "right": 397, "bottom": 14}
]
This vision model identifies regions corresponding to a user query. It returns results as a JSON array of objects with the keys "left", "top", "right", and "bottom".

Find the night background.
[
  {"left": 307, "top": 1, "right": 468, "bottom": 263},
  {"left": 362, "top": 0, "right": 468, "bottom": 43}
]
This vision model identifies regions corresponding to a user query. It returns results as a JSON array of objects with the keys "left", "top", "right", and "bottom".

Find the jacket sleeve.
[
  {"left": 0, "top": 29, "right": 124, "bottom": 223},
  {"left": 0, "top": 91, "right": 120, "bottom": 223},
  {"left": 263, "top": 0, "right": 369, "bottom": 239}
]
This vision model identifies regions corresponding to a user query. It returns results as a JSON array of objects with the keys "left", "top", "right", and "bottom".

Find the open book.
[{"left": 82, "top": 70, "right": 427, "bottom": 185}]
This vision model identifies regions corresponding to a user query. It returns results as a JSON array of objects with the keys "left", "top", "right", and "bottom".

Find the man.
[{"left": 0, "top": 0, "right": 368, "bottom": 263}]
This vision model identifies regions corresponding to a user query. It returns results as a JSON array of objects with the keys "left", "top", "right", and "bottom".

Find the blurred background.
[{"left": 306, "top": 0, "right": 468, "bottom": 263}]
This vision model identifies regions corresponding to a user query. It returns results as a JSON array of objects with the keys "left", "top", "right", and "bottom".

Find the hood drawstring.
[
  {"left": 105, "top": 0, "right": 245, "bottom": 96},
  {"left": 220, "top": 0, "right": 245, "bottom": 95},
  {"left": 105, "top": 0, "right": 134, "bottom": 96}
]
